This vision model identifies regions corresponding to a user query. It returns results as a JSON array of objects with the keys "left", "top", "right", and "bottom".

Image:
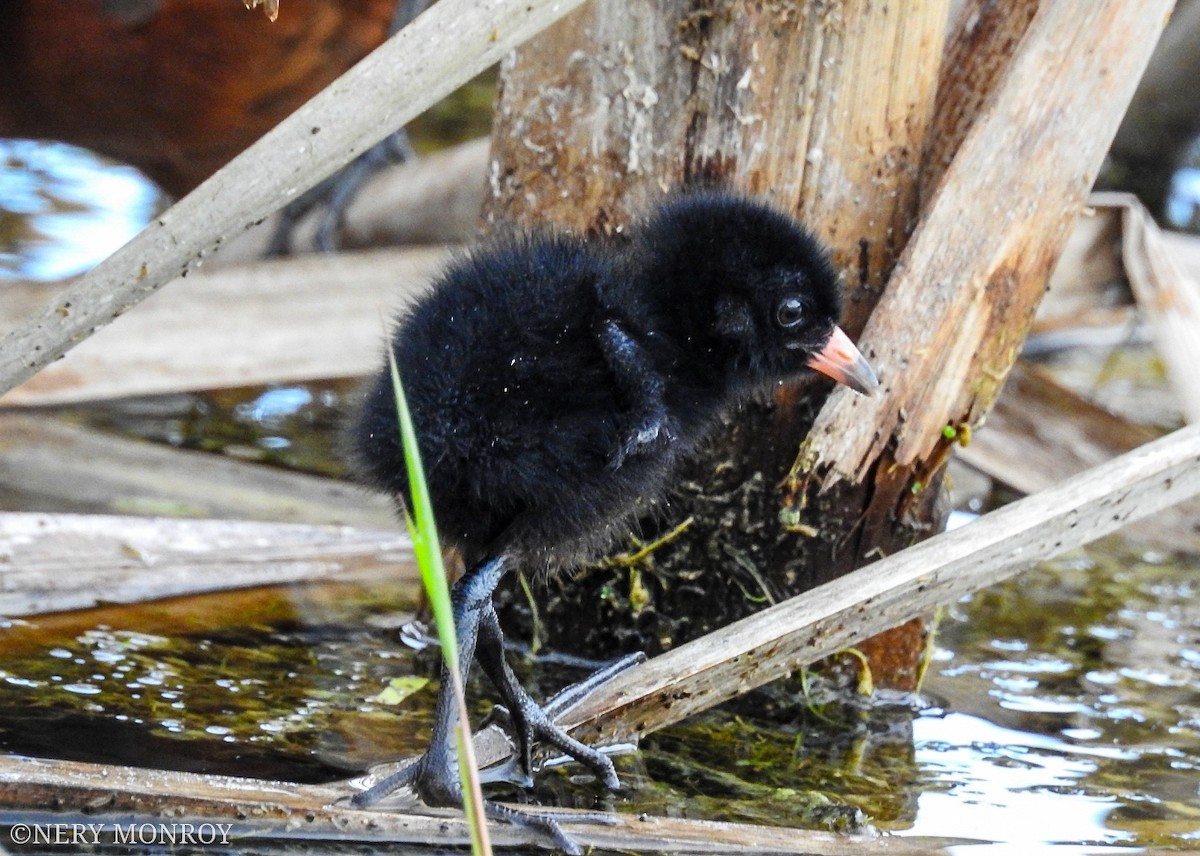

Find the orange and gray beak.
[{"left": 806, "top": 326, "right": 879, "bottom": 396}]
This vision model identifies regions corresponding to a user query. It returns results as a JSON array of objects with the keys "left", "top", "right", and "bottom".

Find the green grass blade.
[
  {"left": 386, "top": 347, "right": 457, "bottom": 673},
  {"left": 386, "top": 347, "right": 490, "bottom": 854},
  {"left": 456, "top": 725, "right": 491, "bottom": 854}
]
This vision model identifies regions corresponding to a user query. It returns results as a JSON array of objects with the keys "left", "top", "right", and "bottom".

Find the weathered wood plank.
[
  {"left": 0, "top": 755, "right": 959, "bottom": 854},
  {"left": 556, "top": 424, "right": 1200, "bottom": 745},
  {"left": 0, "top": 0, "right": 590, "bottom": 398},
  {"left": 0, "top": 511, "right": 410, "bottom": 616},
  {"left": 0, "top": 248, "right": 446, "bottom": 407},
  {"left": 1094, "top": 191, "right": 1200, "bottom": 424},
  {"left": 0, "top": 412, "right": 394, "bottom": 529}
]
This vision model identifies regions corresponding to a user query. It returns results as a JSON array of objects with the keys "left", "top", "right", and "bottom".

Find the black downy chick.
[{"left": 346, "top": 192, "right": 879, "bottom": 849}]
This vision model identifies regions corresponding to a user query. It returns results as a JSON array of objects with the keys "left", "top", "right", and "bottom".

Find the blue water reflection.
[{"left": 0, "top": 140, "right": 161, "bottom": 282}]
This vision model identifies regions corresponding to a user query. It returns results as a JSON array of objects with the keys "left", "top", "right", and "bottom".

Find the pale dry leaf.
[{"left": 243, "top": 0, "right": 280, "bottom": 22}]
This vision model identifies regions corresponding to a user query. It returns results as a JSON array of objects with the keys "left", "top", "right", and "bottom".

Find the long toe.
[
  {"left": 541, "top": 652, "right": 647, "bottom": 719},
  {"left": 350, "top": 760, "right": 419, "bottom": 808},
  {"left": 353, "top": 748, "right": 464, "bottom": 810},
  {"left": 486, "top": 801, "right": 584, "bottom": 856},
  {"left": 519, "top": 699, "right": 621, "bottom": 791}
]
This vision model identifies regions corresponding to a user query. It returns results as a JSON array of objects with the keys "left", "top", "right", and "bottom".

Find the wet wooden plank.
[
  {"left": 0, "top": 248, "right": 446, "bottom": 407},
  {"left": 0, "top": 755, "right": 962, "bottom": 854},
  {"left": 0, "top": 512, "right": 410, "bottom": 616},
  {"left": 0, "top": 412, "right": 393, "bottom": 528}
]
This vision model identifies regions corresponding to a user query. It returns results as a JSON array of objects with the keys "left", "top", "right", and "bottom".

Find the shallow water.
[{"left": 910, "top": 546, "right": 1200, "bottom": 849}]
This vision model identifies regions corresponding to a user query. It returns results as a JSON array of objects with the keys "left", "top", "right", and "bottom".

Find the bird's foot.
[
  {"left": 349, "top": 750, "right": 610, "bottom": 856},
  {"left": 485, "top": 700, "right": 622, "bottom": 791},
  {"left": 487, "top": 651, "right": 646, "bottom": 789},
  {"left": 264, "top": 128, "right": 415, "bottom": 255}
]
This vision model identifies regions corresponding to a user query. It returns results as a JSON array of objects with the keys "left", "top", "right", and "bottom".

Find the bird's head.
[{"left": 637, "top": 192, "right": 879, "bottom": 396}]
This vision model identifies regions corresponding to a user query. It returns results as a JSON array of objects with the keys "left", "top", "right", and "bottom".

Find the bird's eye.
[{"left": 775, "top": 297, "right": 804, "bottom": 328}]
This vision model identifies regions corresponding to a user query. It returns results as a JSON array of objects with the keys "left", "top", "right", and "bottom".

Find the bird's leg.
[
  {"left": 353, "top": 554, "right": 605, "bottom": 856},
  {"left": 595, "top": 318, "right": 672, "bottom": 468},
  {"left": 474, "top": 603, "right": 622, "bottom": 790},
  {"left": 265, "top": 0, "right": 428, "bottom": 255},
  {"left": 352, "top": 554, "right": 510, "bottom": 808},
  {"left": 265, "top": 130, "right": 417, "bottom": 255}
]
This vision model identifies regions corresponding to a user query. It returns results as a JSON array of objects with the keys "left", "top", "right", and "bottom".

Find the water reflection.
[
  {"left": 907, "top": 544, "right": 1200, "bottom": 847},
  {"left": 911, "top": 713, "right": 1128, "bottom": 847},
  {"left": 0, "top": 140, "right": 162, "bottom": 282}
]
